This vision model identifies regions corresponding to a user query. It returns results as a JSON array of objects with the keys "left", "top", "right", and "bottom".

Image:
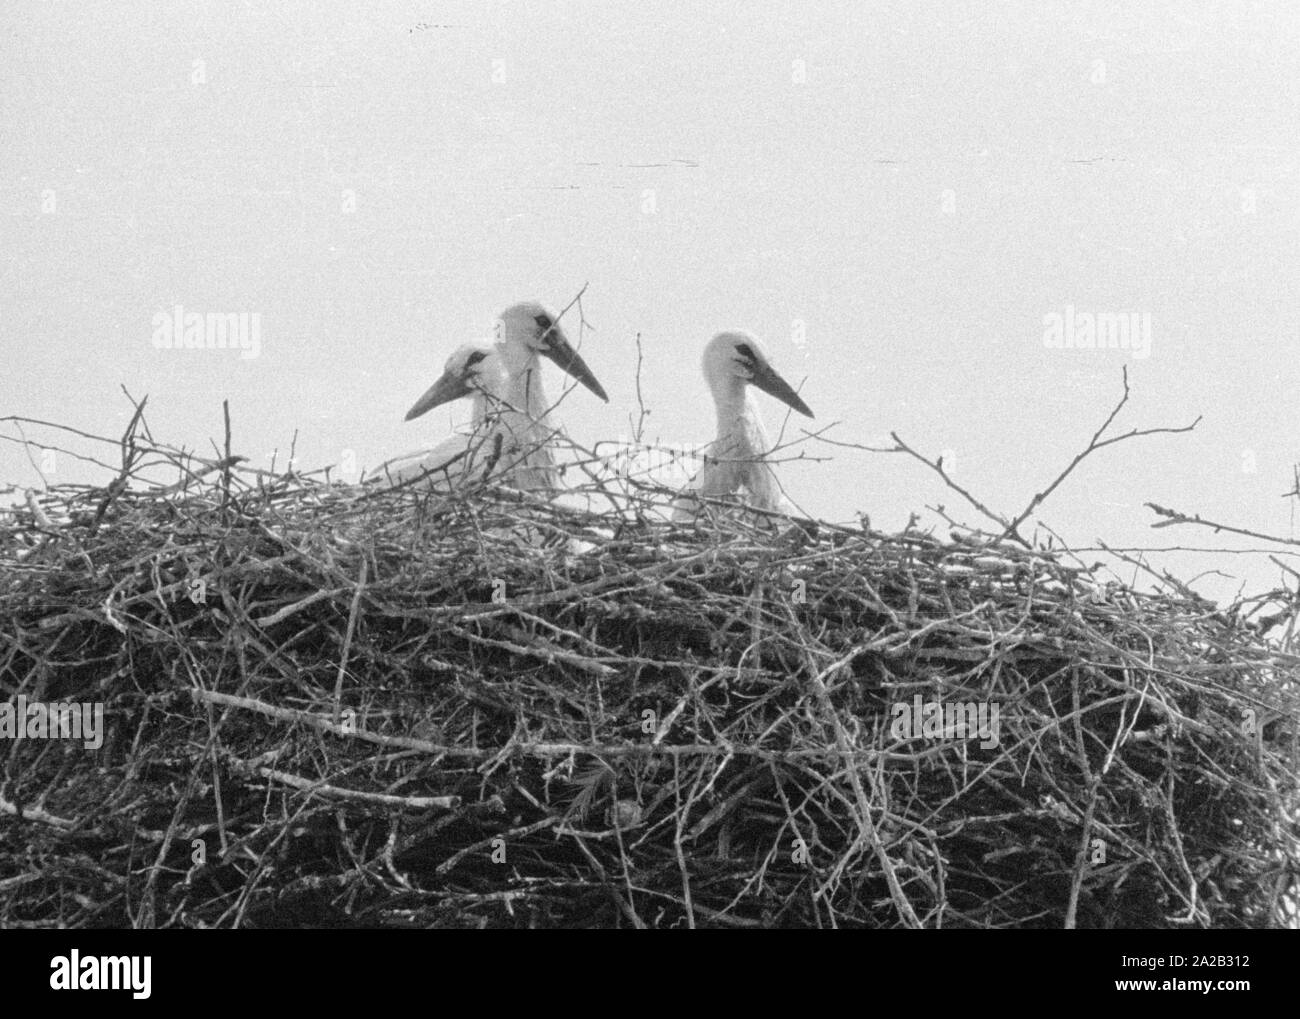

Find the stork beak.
[
  {"left": 405, "top": 369, "right": 472, "bottom": 421},
  {"left": 540, "top": 323, "right": 609, "bottom": 402},
  {"left": 747, "top": 357, "right": 814, "bottom": 418}
]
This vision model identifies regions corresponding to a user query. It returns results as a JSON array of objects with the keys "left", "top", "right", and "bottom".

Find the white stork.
[
  {"left": 672, "top": 331, "right": 813, "bottom": 521},
  {"left": 484, "top": 301, "right": 607, "bottom": 492},
  {"left": 368, "top": 342, "right": 507, "bottom": 488},
  {"left": 375, "top": 302, "right": 608, "bottom": 494}
]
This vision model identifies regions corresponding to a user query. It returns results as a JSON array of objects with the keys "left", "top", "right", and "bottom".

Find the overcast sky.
[{"left": 2, "top": 0, "right": 1298, "bottom": 606}]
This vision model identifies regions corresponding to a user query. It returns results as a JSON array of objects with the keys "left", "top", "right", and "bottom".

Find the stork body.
[
  {"left": 672, "top": 331, "right": 813, "bottom": 521},
  {"left": 487, "top": 301, "right": 607, "bottom": 491},
  {"left": 375, "top": 301, "right": 607, "bottom": 495},
  {"left": 368, "top": 342, "right": 507, "bottom": 488}
]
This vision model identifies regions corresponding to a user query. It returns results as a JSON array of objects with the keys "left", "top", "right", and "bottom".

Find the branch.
[
  {"left": 1146, "top": 502, "right": 1300, "bottom": 548},
  {"left": 997, "top": 367, "right": 1199, "bottom": 542},
  {"left": 885, "top": 433, "right": 1021, "bottom": 543}
]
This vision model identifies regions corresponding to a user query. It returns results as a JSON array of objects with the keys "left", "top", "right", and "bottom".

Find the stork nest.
[{"left": 1, "top": 432, "right": 1297, "bottom": 929}]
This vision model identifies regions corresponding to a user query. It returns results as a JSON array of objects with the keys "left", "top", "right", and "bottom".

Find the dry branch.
[{"left": 0, "top": 406, "right": 1295, "bottom": 929}]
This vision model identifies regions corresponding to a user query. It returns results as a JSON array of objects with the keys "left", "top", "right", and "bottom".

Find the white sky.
[{"left": 2, "top": 0, "right": 1298, "bottom": 606}]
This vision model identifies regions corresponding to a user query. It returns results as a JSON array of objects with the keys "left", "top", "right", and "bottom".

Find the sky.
[{"left": 2, "top": 0, "right": 1298, "bottom": 609}]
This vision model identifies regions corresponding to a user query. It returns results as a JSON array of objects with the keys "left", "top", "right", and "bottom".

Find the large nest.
[{"left": 1, "top": 421, "right": 1297, "bottom": 929}]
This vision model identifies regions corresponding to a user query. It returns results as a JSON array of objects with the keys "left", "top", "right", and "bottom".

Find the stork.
[
  {"left": 489, "top": 301, "right": 607, "bottom": 490},
  {"left": 368, "top": 341, "right": 507, "bottom": 488},
  {"left": 672, "top": 331, "right": 813, "bottom": 521},
  {"left": 376, "top": 302, "right": 608, "bottom": 494}
]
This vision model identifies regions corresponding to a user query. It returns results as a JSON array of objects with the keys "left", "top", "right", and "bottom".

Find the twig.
[
  {"left": 332, "top": 555, "right": 369, "bottom": 724},
  {"left": 1147, "top": 502, "right": 1300, "bottom": 548},
  {"left": 997, "top": 368, "right": 1199, "bottom": 541}
]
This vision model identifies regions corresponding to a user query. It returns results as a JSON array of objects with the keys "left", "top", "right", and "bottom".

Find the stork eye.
[
  {"left": 465, "top": 350, "right": 487, "bottom": 368},
  {"left": 534, "top": 313, "right": 553, "bottom": 331},
  {"left": 733, "top": 342, "right": 757, "bottom": 363}
]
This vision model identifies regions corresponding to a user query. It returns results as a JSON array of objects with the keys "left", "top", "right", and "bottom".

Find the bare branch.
[
  {"left": 997, "top": 367, "right": 1199, "bottom": 542},
  {"left": 886, "top": 432, "right": 1021, "bottom": 543},
  {"left": 1147, "top": 502, "right": 1300, "bottom": 548}
]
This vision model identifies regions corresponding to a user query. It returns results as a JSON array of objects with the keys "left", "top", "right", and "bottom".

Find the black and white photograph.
[{"left": 0, "top": 0, "right": 1296, "bottom": 974}]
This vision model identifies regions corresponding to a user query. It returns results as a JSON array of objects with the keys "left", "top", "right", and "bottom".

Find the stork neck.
[
  {"left": 468, "top": 389, "right": 492, "bottom": 425},
  {"left": 711, "top": 377, "right": 751, "bottom": 437},
  {"left": 501, "top": 360, "right": 552, "bottom": 424},
  {"left": 712, "top": 383, "right": 777, "bottom": 463}
]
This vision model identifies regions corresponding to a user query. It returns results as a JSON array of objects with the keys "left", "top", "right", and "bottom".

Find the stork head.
[
  {"left": 703, "top": 331, "right": 814, "bottom": 418},
  {"left": 404, "top": 342, "right": 499, "bottom": 421},
  {"left": 498, "top": 301, "right": 609, "bottom": 402}
]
